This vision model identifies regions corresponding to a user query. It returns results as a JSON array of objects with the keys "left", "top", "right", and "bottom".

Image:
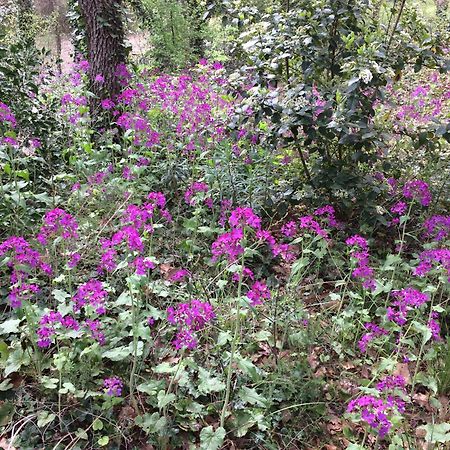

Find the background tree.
[{"left": 78, "top": 0, "right": 126, "bottom": 121}]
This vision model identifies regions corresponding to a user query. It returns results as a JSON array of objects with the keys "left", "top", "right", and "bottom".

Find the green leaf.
[
  {"left": 199, "top": 425, "right": 226, "bottom": 450},
  {"left": 418, "top": 423, "right": 450, "bottom": 443},
  {"left": 41, "top": 376, "right": 59, "bottom": 389},
  {"left": 52, "top": 289, "right": 70, "bottom": 302},
  {"left": 157, "top": 390, "right": 176, "bottom": 408},
  {"left": 98, "top": 436, "right": 109, "bottom": 446},
  {"left": 0, "top": 319, "right": 21, "bottom": 335},
  {"left": 102, "top": 346, "right": 130, "bottom": 361},
  {"left": 137, "top": 380, "right": 165, "bottom": 396},
  {"left": 135, "top": 412, "right": 167, "bottom": 434},
  {"left": 217, "top": 331, "right": 232, "bottom": 346},
  {"left": 238, "top": 386, "right": 268, "bottom": 407},
  {"left": 0, "top": 340, "right": 9, "bottom": 363},
  {"left": 92, "top": 418, "right": 104, "bottom": 431},
  {"left": 0, "top": 379, "right": 13, "bottom": 391},
  {"left": 5, "top": 347, "right": 30, "bottom": 376},
  {"left": 198, "top": 368, "right": 225, "bottom": 394},
  {"left": 37, "top": 411, "right": 56, "bottom": 428}
]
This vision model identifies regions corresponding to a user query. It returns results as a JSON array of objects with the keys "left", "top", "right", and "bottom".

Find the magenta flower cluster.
[
  {"left": 387, "top": 288, "right": 429, "bottom": 326},
  {"left": 37, "top": 311, "right": 80, "bottom": 348},
  {"left": 0, "top": 236, "right": 51, "bottom": 308},
  {"left": 347, "top": 375, "right": 407, "bottom": 438},
  {"left": 167, "top": 299, "right": 215, "bottom": 350},
  {"left": 346, "top": 235, "right": 376, "bottom": 290},
  {"left": 99, "top": 192, "right": 170, "bottom": 274},
  {"left": 184, "top": 181, "right": 212, "bottom": 207},
  {"left": 73, "top": 279, "right": 108, "bottom": 315},
  {"left": 37, "top": 208, "right": 79, "bottom": 245},
  {"left": 402, "top": 180, "right": 432, "bottom": 207},
  {"left": 103, "top": 376, "right": 123, "bottom": 396}
]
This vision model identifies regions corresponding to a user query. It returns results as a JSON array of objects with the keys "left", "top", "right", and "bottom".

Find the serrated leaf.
[{"left": 200, "top": 425, "right": 226, "bottom": 450}]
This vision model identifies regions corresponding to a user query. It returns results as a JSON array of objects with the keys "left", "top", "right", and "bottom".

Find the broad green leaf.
[
  {"left": 418, "top": 423, "right": 450, "bottom": 443},
  {"left": 157, "top": 390, "right": 176, "bottom": 408},
  {"left": 135, "top": 412, "right": 167, "bottom": 434},
  {"left": 238, "top": 386, "right": 268, "bottom": 407},
  {"left": 98, "top": 436, "right": 109, "bottom": 446},
  {"left": 92, "top": 418, "right": 104, "bottom": 431},
  {"left": 37, "top": 411, "right": 56, "bottom": 428},
  {"left": 198, "top": 368, "right": 225, "bottom": 394},
  {"left": 102, "top": 346, "right": 130, "bottom": 361},
  {"left": 0, "top": 319, "right": 21, "bottom": 335},
  {"left": 0, "top": 379, "right": 13, "bottom": 391},
  {"left": 199, "top": 425, "right": 226, "bottom": 450},
  {"left": 5, "top": 347, "right": 30, "bottom": 376},
  {"left": 137, "top": 380, "right": 165, "bottom": 396}
]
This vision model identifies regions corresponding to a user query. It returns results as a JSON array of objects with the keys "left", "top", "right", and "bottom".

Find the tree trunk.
[{"left": 78, "top": 0, "right": 126, "bottom": 122}]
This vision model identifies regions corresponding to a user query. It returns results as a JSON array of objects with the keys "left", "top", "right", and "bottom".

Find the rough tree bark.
[{"left": 78, "top": 0, "right": 126, "bottom": 122}]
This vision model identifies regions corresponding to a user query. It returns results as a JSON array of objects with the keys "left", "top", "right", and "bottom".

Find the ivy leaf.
[
  {"left": 92, "top": 418, "right": 104, "bottom": 431},
  {"left": 199, "top": 425, "right": 226, "bottom": 450},
  {"left": 37, "top": 411, "right": 56, "bottom": 428},
  {"left": 98, "top": 436, "right": 109, "bottom": 447}
]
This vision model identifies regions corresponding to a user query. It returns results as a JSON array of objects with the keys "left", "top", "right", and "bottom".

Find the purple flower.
[
  {"left": 281, "top": 221, "right": 297, "bottom": 237},
  {"left": 133, "top": 257, "right": 156, "bottom": 275},
  {"left": 84, "top": 319, "right": 105, "bottom": 345},
  {"left": 246, "top": 280, "right": 271, "bottom": 306},
  {"left": 73, "top": 280, "right": 108, "bottom": 315},
  {"left": 314, "top": 205, "right": 339, "bottom": 227},
  {"left": 211, "top": 228, "right": 244, "bottom": 262},
  {"left": 347, "top": 394, "right": 405, "bottom": 438},
  {"left": 390, "top": 201, "right": 407, "bottom": 215},
  {"left": 403, "top": 180, "right": 432, "bottom": 206},
  {"left": 346, "top": 235, "right": 375, "bottom": 291},
  {"left": 184, "top": 181, "right": 209, "bottom": 205},
  {"left": 167, "top": 299, "right": 215, "bottom": 350},
  {"left": 37, "top": 208, "right": 79, "bottom": 245},
  {"left": 414, "top": 249, "right": 450, "bottom": 281},
  {"left": 376, "top": 375, "right": 406, "bottom": 392},
  {"left": 229, "top": 207, "right": 261, "bottom": 230},
  {"left": 387, "top": 288, "right": 429, "bottom": 326},
  {"left": 0, "top": 102, "right": 17, "bottom": 128},
  {"left": 299, "top": 216, "right": 329, "bottom": 239},
  {"left": 103, "top": 376, "right": 123, "bottom": 396},
  {"left": 169, "top": 269, "right": 191, "bottom": 282},
  {"left": 423, "top": 215, "right": 450, "bottom": 242},
  {"left": 358, "top": 323, "right": 389, "bottom": 353}
]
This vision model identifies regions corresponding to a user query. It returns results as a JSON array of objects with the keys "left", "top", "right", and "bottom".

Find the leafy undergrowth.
[{"left": 0, "top": 61, "right": 449, "bottom": 449}]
